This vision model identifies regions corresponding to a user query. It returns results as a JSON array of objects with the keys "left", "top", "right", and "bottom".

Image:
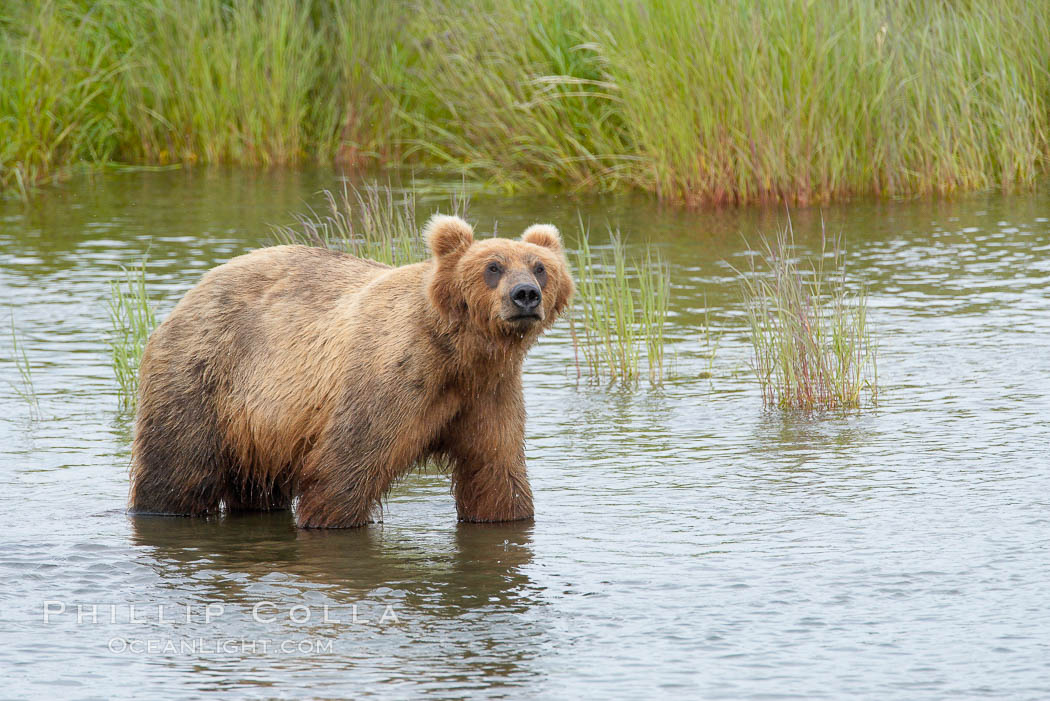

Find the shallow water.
[{"left": 2, "top": 169, "right": 1049, "bottom": 699}]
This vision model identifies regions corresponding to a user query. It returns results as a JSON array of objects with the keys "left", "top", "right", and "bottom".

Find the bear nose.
[{"left": 510, "top": 283, "right": 541, "bottom": 313}]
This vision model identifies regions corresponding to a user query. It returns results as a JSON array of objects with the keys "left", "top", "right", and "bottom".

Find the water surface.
[{"left": 2, "top": 169, "right": 1049, "bottom": 699}]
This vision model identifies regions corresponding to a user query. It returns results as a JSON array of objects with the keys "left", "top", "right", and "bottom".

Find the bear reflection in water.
[{"left": 129, "top": 509, "right": 537, "bottom": 615}]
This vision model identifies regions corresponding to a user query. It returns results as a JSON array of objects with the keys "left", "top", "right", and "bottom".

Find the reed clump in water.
[
  {"left": 3, "top": 1, "right": 1048, "bottom": 206},
  {"left": 273, "top": 182, "right": 470, "bottom": 265},
  {"left": 570, "top": 226, "right": 671, "bottom": 387},
  {"left": 738, "top": 222, "right": 878, "bottom": 410},
  {"left": 274, "top": 184, "right": 428, "bottom": 266},
  {"left": 107, "top": 261, "right": 158, "bottom": 409}
]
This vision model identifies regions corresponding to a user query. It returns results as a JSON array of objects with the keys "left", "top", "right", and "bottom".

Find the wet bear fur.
[{"left": 128, "top": 215, "right": 573, "bottom": 527}]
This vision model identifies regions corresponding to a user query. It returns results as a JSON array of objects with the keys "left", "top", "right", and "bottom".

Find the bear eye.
[
  {"left": 533, "top": 262, "right": 548, "bottom": 287},
  {"left": 483, "top": 261, "right": 503, "bottom": 289}
]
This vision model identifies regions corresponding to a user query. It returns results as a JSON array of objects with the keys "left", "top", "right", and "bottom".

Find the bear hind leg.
[{"left": 129, "top": 394, "right": 229, "bottom": 517}]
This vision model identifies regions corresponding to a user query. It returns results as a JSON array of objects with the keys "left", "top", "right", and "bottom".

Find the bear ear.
[
  {"left": 424, "top": 214, "right": 474, "bottom": 258},
  {"left": 522, "top": 224, "right": 562, "bottom": 251}
]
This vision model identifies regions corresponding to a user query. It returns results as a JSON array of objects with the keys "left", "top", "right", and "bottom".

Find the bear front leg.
[
  {"left": 295, "top": 432, "right": 399, "bottom": 527},
  {"left": 448, "top": 386, "right": 534, "bottom": 523},
  {"left": 295, "top": 458, "right": 394, "bottom": 528}
]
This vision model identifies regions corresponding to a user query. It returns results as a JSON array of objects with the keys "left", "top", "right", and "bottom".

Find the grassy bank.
[{"left": 4, "top": 0, "right": 1049, "bottom": 204}]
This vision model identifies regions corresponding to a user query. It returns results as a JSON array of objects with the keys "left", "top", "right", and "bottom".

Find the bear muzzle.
[{"left": 507, "top": 282, "right": 543, "bottom": 322}]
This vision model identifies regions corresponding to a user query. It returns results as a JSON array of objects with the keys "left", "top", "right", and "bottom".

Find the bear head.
[{"left": 424, "top": 214, "right": 574, "bottom": 341}]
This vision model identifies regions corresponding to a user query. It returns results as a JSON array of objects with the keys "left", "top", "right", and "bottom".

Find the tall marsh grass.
[
  {"left": 402, "top": 0, "right": 633, "bottom": 192},
  {"left": 4, "top": 0, "right": 1049, "bottom": 204},
  {"left": 0, "top": 1, "right": 129, "bottom": 196},
  {"left": 599, "top": 1, "right": 1050, "bottom": 204},
  {"left": 570, "top": 228, "right": 671, "bottom": 386},
  {"left": 738, "top": 223, "right": 878, "bottom": 410},
  {"left": 107, "top": 261, "right": 158, "bottom": 408}
]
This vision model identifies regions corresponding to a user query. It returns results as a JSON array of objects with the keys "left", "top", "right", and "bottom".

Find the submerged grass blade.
[{"left": 10, "top": 314, "right": 40, "bottom": 418}]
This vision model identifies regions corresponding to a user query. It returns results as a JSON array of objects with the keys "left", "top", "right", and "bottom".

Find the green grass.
[
  {"left": 273, "top": 182, "right": 469, "bottom": 265},
  {"left": 570, "top": 225, "right": 671, "bottom": 387},
  {"left": 0, "top": 1, "right": 130, "bottom": 196},
  {"left": 737, "top": 222, "right": 878, "bottom": 410},
  {"left": 399, "top": 0, "right": 633, "bottom": 192},
  {"left": 599, "top": 0, "right": 1050, "bottom": 204},
  {"left": 3, "top": 0, "right": 1049, "bottom": 204},
  {"left": 274, "top": 184, "right": 427, "bottom": 266},
  {"left": 637, "top": 250, "right": 671, "bottom": 385},
  {"left": 107, "top": 260, "right": 158, "bottom": 408},
  {"left": 0, "top": 0, "right": 407, "bottom": 196}
]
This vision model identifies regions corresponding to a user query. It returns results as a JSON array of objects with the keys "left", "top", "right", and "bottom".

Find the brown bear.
[{"left": 128, "top": 215, "right": 573, "bottom": 528}]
